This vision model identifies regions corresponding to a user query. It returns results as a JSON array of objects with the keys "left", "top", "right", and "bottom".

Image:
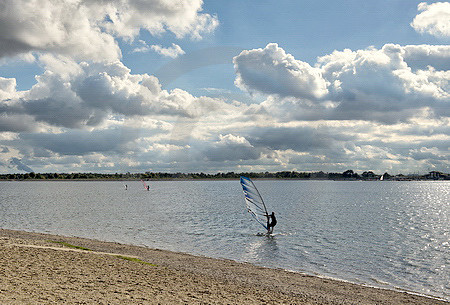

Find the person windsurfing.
[
  {"left": 266, "top": 212, "right": 277, "bottom": 234},
  {"left": 240, "top": 176, "right": 277, "bottom": 234}
]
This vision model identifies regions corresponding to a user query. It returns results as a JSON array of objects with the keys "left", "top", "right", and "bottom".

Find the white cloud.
[
  {"left": 150, "top": 43, "right": 185, "bottom": 58},
  {"left": 99, "top": 0, "right": 219, "bottom": 40},
  {"left": 216, "top": 134, "right": 252, "bottom": 147},
  {"left": 234, "top": 43, "right": 450, "bottom": 123},
  {"left": 0, "top": 0, "right": 120, "bottom": 61},
  {"left": 131, "top": 40, "right": 151, "bottom": 53},
  {"left": 0, "top": 0, "right": 218, "bottom": 61},
  {"left": 201, "top": 134, "right": 261, "bottom": 162},
  {"left": 0, "top": 77, "right": 17, "bottom": 100},
  {"left": 320, "top": 44, "right": 450, "bottom": 101},
  {"left": 0, "top": 52, "right": 35, "bottom": 66},
  {"left": 132, "top": 41, "right": 186, "bottom": 58},
  {"left": 411, "top": 2, "right": 450, "bottom": 38},
  {"left": 233, "top": 43, "right": 328, "bottom": 100},
  {"left": 0, "top": 55, "right": 241, "bottom": 131}
]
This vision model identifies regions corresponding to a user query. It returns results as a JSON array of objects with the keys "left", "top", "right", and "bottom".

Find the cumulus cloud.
[
  {"left": 0, "top": 77, "right": 18, "bottom": 100},
  {"left": 202, "top": 134, "right": 261, "bottom": 162},
  {"left": 234, "top": 43, "right": 450, "bottom": 123},
  {"left": 99, "top": 0, "right": 219, "bottom": 40},
  {"left": 0, "top": 0, "right": 120, "bottom": 61},
  {"left": 247, "top": 120, "right": 449, "bottom": 173},
  {"left": 319, "top": 43, "right": 449, "bottom": 101},
  {"left": 150, "top": 44, "right": 185, "bottom": 58},
  {"left": 0, "top": 0, "right": 218, "bottom": 61},
  {"left": 234, "top": 43, "right": 328, "bottom": 100},
  {"left": 411, "top": 2, "right": 450, "bottom": 38},
  {"left": 132, "top": 41, "right": 185, "bottom": 58},
  {"left": 0, "top": 56, "right": 236, "bottom": 131}
]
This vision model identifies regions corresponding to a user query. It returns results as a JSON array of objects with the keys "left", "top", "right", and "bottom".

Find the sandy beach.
[{"left": 0, "top": 229, "right": 447, "bottom": 304}]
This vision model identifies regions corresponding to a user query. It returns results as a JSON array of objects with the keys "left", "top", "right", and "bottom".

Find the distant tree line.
[{"left": 0, "top": 170, "right": 447, "bottom": 180}]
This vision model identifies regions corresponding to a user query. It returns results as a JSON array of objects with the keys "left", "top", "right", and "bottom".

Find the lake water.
[{"left": 0, "top": 180, "right": 448, "bottom": 301}]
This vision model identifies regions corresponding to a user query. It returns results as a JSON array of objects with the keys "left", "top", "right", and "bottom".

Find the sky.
[{"left": 0, "top": 0, "right": 449, "bottom": 175}]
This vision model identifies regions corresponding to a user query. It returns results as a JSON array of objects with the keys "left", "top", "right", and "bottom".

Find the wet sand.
[{"left": 0, "top": 229, "right": 447, "bottom": 304}]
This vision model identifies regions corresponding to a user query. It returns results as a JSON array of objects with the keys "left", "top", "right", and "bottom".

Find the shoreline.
[{"left": 1, "top": 229, "right": 447, "bottom": 304}]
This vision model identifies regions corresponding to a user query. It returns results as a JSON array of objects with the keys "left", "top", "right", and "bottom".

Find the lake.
[{"left": 0, "top": 180, "right": 448, "bottom": 301}]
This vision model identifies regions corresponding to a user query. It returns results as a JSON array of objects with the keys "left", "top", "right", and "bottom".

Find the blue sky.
[{"left": 0, "top": 0, "right": 449, "bottom": 174}]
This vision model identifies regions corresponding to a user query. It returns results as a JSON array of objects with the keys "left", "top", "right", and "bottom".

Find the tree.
[{"left": 343, "top": 170, "right": 354, "bottom": 178}]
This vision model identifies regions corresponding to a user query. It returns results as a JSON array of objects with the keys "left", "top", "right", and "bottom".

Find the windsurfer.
[{"left": 266, "top": 212, "right": 277, "bottom": 234}]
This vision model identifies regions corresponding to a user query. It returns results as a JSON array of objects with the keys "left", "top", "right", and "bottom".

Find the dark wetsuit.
[{"left": 267, "top": 212, "right": 277, "bottom": 233}]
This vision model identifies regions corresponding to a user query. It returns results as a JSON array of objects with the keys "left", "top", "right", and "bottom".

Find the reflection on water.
[
  {"left": 244, "top": 235, "right": 280, "bottom": 263},
  {"left": 0, "top": 180, "right": 448, "bottom": 301}
]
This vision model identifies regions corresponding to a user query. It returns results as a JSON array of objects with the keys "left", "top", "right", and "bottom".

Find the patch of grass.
[
  {"left": 115, "top": 255, "right": 157, "bottom": 266},
  {"left": 46, "top": 240, "right": 156, "bottom": 266},
  {"left": 48, "top": 240, "right": 92, "bottom": 251}
]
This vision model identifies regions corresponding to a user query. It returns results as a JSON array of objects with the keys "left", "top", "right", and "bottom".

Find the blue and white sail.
[{"left": 240, "top": 176, "right": 269, "bottom": 230}]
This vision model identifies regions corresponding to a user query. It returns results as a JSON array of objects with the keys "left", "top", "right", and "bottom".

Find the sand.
[{"left": 0, "top": 229, "right": 447, "bottom": 304}]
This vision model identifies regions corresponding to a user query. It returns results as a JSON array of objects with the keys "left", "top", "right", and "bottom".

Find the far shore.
[
  {"left": 1, "top": 178, "right": 448, "bottom": 182},
  {"left": 2, "top": 169, "right": 448, "bottom": 182},
  {"left": 1, "top": 229, "right": 447, "bottom": 304}
]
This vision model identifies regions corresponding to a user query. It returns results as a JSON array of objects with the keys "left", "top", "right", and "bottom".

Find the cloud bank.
[
  {"left": 234, "top": 43, "right": 450, "bottom": 123},
  {"left": 1, "top": 55, "right": 234, "bottom": 131}
]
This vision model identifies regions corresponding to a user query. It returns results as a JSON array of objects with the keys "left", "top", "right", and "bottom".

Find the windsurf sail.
[{"left": 240, "top": 176, "right": 269, "bottom": 230}]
